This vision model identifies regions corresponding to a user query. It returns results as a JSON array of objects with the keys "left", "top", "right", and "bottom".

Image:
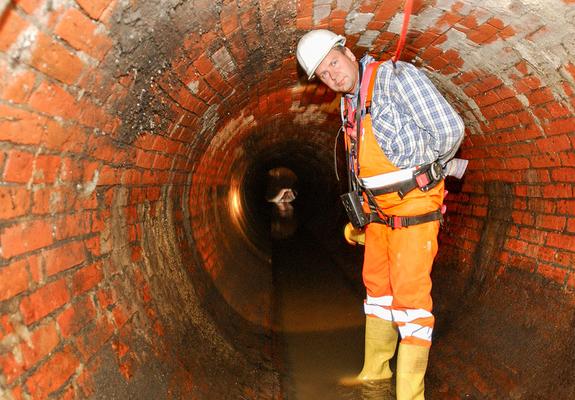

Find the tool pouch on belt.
[{"left": 341, "top": 191, "right": 369, "bottom": 228}]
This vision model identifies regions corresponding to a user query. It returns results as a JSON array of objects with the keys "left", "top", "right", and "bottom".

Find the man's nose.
[{"left": 328, "top": 69, "right": 337, "bottom": 82}]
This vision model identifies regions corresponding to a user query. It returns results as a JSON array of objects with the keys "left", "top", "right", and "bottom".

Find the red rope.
[{"left": 391, "top": 0, "right": 414, "bottom": 63}]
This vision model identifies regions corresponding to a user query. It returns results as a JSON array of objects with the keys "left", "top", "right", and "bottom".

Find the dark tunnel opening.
[{"left": 243, "top": 141, "right": 346, "bottom": 241}]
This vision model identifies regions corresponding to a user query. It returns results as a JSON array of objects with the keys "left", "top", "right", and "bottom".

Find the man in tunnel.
[{"left": 296, "top": 30, "right": 465, "bottom": 399}]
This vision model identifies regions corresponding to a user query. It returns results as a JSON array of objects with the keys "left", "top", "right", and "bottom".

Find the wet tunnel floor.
[{"left": 271, "top": 228, "right": 395, "bottom": 400}]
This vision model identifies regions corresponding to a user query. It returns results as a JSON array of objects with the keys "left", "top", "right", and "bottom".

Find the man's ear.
[{"left": 344, "top": 47, "right": 356, "bottom": 62}]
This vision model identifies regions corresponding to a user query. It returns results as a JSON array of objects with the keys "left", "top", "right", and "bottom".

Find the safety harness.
[{"left": 341, "top": 61, "right": 444, "bottom": 230}]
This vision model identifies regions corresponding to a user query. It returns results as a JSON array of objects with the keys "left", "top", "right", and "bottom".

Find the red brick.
[
  {"left": 467, "top": 23, "right": 499, "bottom": 44},
  {"left": 474, "top": 91, "right": 500, "bottom": 107},
  {"left": 59, "top": 157, "right": 82, "bottom": 183},
  {"left": 14, "top": 0, "right": 44, "bottom": 14},
  {"left": 54, "top": 212, "right": 91, "bottom": 240},
  {"left": 505, "top": 238, "right": 528, "bottom": 253},
  {"left": 544, "top": 102, "right": 571, "bottom": 119},
  {"left": 0, "top": 352, "right": 25, "bottom": 384},
  {"left": 498, "top": 25, "right": 516, "bottom": 40},
  {"left": 553, "top": 250, "right": 574, "bottom": 268},
  {"left": 57, "top": 296, "right": 97, "bottom": 337},
  {"left": 58, "top": 386, "right": 76, "bottom": 400},
  {"left": 78, "top": 99, "right": 113, "bottom": 131},
  {"left": 1, "top": 219, "right": 53, "bottom": 258},
  {"left": 43, "top": 120, "right": 87, "bottom": 154},
  {"left": 76, "top": 318, "right": 114, "bottom": 361},
  {"left": 0, "top": 314, "right": 15, "bottom": 339},
  {"left": 505, "top": 157, "right": 529, "bottom": 170},
  {"left": 0, "top": 185, "right": 31, "bottom": 219},
  {"left": 537, "top": 263, "right": 568, "bottom": 286},
  {"left": 0, "top": 69, "right": 36, "bottom": 103},
  {"left": 72, "top": 262, "right": 103, "bottom": 295},
  {"left": 20, "top": 321, "right": 60, "bottom": 368},
  {"left": 513, "top": 75, "right": 541, "bottom": 93},
  {"left": 542, "top": 183, "right": 573, "bottom": 199},
  {"left": 526, "top": 87, "right": 555, "bottom": 106},
  {"left": 30, "top": 32, "right": 84, "bottom": 85},
  {"left": 87, "top": 134, "right": 125, "bottom": 163},
  {"left": 0, "top": 259, "right": 29, "bottom": 301},
  {"left": 76, "top": 0, "right": 113, "bottom": 19},
  {"left": 505, "top": 253, "right": 537, "bottom": 273},
  {"left": 112, "top": 304, "right": 130, "bottom": 328},
  {"left": 564, "top": 62, "right": 575, "bottom": 80},
  {"left": 3, "top": 150, "right": 34, "bottom": 183},
  {"left": 55, "top": 8, "right": 112, "bottom": 60},
  {"left": 0, "top": 105, "right": 45, "bottom": 145},
  {"left": 0, "top": 9, "right": 29, "bottom": 51},
  {"left": 193, "top": 54, "right": 214, "bottom": 75},
  {"left": 19, "top": 279, "right": 69, "bottom": 324},
  {"left": 28, "top": 254, "right": 42, "bottom": 283},
  {"left": 33, "top": 154, "right": 61, "bottom": 184},
  {"left": 31, "top": 187, "right": 73, "bottom": 215},
  {"left": 85, "top": 235, "right": 101, "bottom": 257},
  {"left": 514, "top": 61, "right": 528, "bottom": 75},
  {"left": 536, "top": 215, "right": 566, "bottom": 231},
  {"left": 29, "top": 82, "right": 79, "bottom": 119},
  {"left": 546, "top": 232, "right": 575, "bottom": 252},
  {"left": 551, "top": 168, "right": 575, "bottom": 183},
  {"left": 44, "top": 241, "right": 86, "bottom": 277},
  {"left": 535, "top": 135, "right": 571, "bottom": 153},
  {"left": 542, "top": 118, "right": 575, "bottom": 136},
  {"left": 220, "top": 9, "right": 240, "bottom": 37},
  {"left": 96, "top": 287, "right": 116, "bottom": 309},
  {"left": 26, "top": 345, "right": 80, "bottom": 398}
]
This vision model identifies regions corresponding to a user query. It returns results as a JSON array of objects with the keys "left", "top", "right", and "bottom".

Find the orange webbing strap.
[
  {"left": 364, "top": 61, "right": 384, "bottom": 110},
  {"left": 392, "top": 0, "right": 414, "bottom": 64}
]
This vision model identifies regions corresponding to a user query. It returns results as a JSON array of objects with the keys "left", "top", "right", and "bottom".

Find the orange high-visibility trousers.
[{"left": 362, "top": 212, "right": 441, "bottom": 347}]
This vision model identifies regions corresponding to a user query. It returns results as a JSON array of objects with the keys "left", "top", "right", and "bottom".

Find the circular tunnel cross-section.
[{"left": 0, "top": 0, "right": 574, "bottom": 399}]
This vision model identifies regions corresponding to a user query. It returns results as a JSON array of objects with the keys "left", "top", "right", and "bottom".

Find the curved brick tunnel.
[{"left": 1, "top": 0, "right": 575, "bottom": 399}]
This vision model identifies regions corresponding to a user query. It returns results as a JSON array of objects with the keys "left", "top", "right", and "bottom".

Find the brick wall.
[{"left": 0, "top": 0, "right": 574, "bottom": 398}]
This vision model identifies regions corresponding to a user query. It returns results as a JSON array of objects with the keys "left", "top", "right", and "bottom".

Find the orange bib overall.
[{"left": 343, "top": 62, "right": 444, "bottom": 347}]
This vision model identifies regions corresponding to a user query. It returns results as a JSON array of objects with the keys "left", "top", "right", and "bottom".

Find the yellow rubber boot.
[
  {"left": 340, "top": 316, "right": 398, "bottom": 386},
  {"left": 396, "top": 343, "right": 429, "bottom": 400}
]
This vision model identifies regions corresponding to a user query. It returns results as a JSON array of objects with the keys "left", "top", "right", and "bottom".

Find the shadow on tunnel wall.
[{"left": 431, "top": 180, "right": 575, "bottom": 399}]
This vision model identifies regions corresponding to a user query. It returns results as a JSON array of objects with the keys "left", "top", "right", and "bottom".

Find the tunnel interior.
[{"left": 1, "top": 0, "right": 575, "bottom": 399}]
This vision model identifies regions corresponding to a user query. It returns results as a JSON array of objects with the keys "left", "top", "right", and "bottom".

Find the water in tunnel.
[{"left": 1, "top": 0, "right": 575, "bottom": 399}]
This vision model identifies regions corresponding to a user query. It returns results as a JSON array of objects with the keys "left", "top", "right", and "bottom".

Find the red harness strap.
[{"left": 391, "top": 0, "right": 414, "bottom": 64}]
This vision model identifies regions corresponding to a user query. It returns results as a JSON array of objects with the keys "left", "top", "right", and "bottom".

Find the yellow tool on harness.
[{"left": 344, "top": 223, "right": 365, "bottom": 246}]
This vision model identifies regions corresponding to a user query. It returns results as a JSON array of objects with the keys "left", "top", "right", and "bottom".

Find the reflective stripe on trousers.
[{"left": 364, "top": 295, "right": 433, "bottom": 342}]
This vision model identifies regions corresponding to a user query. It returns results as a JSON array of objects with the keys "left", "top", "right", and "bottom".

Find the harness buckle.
[
  {"left": 414, "top": 161, "right": 443, "bottom": 192},
  {"left": 391, "top": 215, "right": 403, "bottom": 229}
]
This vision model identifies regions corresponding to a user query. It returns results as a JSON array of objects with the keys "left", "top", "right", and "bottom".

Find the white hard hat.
[{"left": 296, "top": 29, "right": 346, "bottom": 79}]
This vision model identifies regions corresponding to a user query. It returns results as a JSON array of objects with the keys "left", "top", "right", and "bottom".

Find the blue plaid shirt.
[{"left": 349, "top": 56, "right": 464, "bottom": 169}]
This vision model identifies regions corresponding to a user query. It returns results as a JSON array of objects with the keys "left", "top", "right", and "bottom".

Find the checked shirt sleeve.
[{"left": 370, "top": 61, "right": 464, "bottom": 169}]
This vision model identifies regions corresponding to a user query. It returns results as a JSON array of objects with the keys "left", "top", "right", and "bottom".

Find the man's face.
[{"left": 315, "top": 47, "right": 358, "bottom": 94}]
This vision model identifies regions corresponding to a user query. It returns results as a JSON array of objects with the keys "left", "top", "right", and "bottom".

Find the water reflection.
[
  {"left": 269, "top": 190, "right": 298, "bottom": 239},
  {"left": 266, "top": 167, "right": 298, "bottom": 239},
  {"left": 336, "top": 380, "right": 394, "bottom": 400},
  {"left": 273, "top": 226, "right": 396, "bottom": 399}
]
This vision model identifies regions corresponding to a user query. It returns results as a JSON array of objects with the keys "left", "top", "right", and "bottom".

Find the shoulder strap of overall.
[{"left": 363, "top": 61, "right": 384, "bottom": 112}]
